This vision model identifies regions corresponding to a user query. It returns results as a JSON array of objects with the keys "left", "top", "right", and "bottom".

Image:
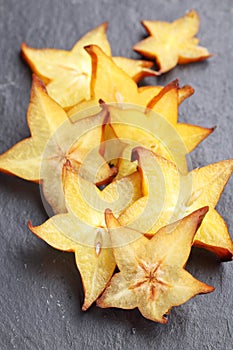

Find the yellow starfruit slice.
[
  {"left": 134, "top": 10, "right": 211, "bottom": 74},
  {"left": 84, "top": 45, "right": 147, "bottom": 106},
  {"left": 81, "top": 45, "right": 196, "bottom": 109},
  {"left": 100, "top": 83, "right": 195, "bottom": 179},
  {"left": 100, "top": 104, "right": 212, "bottom": 180},
  {"left": 40, "top": 102, "right": 117, "bottom": 213},
  {"left": 118, "top": 147, "right": 184, "bottom": 230},
  {"left": 119, "top": 147, "right": 233, "bottom": 260},
  {"left": 70, "top": 47, "right": 213, "bottom": 153},
  {"left": 0, "top": 76, "right": 116, "bottom": 213},
  {"left": 97, "top": 207, "right": 214, "bottom": 324},
  {"left": 21, "top": 23, "right": 156, "bottom": 109},
  {"left": 29, "top": 162, "right": 142, "bottom": 310}
]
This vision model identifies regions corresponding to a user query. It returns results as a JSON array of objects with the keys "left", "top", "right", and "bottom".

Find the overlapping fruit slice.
[
  {"left": 40, "top": 103, "right": 118, "bottom": 214},
  {"left": 107, "top": 100, "right": 212, "bottom": 169},
  {"left": 97, "top": 94, "right": 213, "bottom": 181},
  {"left": 69, "top": 44, "right": 193, "bottom": 109},
  {"left": 118, "top": 147, "right": 186, "bottom": 230},
  {"left": 69, "top": 46, "right": 213, "bottom": 162},
  {"left": 22, "top": 23, "right": 156, "bottom": 109},
  {"left": 119, "top": 147, "right": 233, "bottom": 260},
  {"left": 97, "top": 207, "right": 214, "bottom": 323},
  {"left": 134, "top": 10, "right": 211, "bottom": 74},
  {"left": 0, "top": 76, "right": 116, "bottom": 213},
  {"left": 29, "top": 161, "right": 142, "bottom": 310}
]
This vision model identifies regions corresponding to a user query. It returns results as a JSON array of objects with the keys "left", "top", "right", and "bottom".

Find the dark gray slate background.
[{"left": 0, "top": 0, "right": 232, "bottom": 349}]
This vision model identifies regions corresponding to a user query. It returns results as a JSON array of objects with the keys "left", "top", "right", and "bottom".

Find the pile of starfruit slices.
[{"left": 0, "top": 10, "right": 232, "bottom": 324}]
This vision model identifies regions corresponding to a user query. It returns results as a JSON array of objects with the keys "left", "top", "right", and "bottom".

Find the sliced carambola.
[
  {"left": 97, "top": 207, "right": 214, "bottom": 324},
  {"left": 134, "top": 10, "right": 211, "bottom": 74}
]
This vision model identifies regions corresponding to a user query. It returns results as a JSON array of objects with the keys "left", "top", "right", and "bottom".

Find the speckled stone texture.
[{"left": 0, "top": 0, "right": 232, "bottom": 349}]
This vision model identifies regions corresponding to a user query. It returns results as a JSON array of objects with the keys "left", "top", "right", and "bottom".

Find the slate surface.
[{"left": 0, "top": 0, "right": 232, "bottom": 349}]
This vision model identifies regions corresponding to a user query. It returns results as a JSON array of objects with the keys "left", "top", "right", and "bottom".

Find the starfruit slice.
[
  {"left": 97, "top": 82, "right": 195, "bottom": 179},
  {"left": 29, "top": 161, "right": 142, "bottom": 310},
  {"left": 97, "top": 207, "right": 214, "bottom": 324},
  {"left": 119, "top": 147, "right": 233, "bottom": 260},
  {"left": 97, "top": 97, "right": 213, "bottom": 182},
  {"left": 69, "top": 47, "right": 213, "bottom": 158},
  {"left": 40, "top": 101, "right": 118, "bottom": 213},
  {"left": 21, "top": 23, "right": 156, "bottom": 109},
  {"left": 112, "top": 85, "right": 212, "bottom": 156},
  {"left": 78, "top": 45, "right": 198, "bottom": 109},
  {"left": 134, "top": 10, "right": 211, "bottom": 74},
  {"left": 0, "top": 76, "right": 116, "bottom": 213}
]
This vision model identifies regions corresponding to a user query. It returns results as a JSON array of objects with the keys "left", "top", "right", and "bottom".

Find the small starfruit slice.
[
  {"left": 97, "top": 207, "right": 214, "bottom": 324},
  {"left": 29, "top": 162, "right": 142, "bottom": 310},
  {"left": 134, "top": 10, "right": 211, "bottom": 74},
  {"left": 21, "top": 23, "right": 156, "bottom": 109},
  {"left": 119, "top": 147, "right": 233, "bottom": 260}
]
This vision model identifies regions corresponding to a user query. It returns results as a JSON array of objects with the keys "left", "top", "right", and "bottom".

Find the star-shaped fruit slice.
[
  {"left": 68, "top": 45, "right": 196, "bottom": 133},
  {"left": 119, "top": 147, "right": 233, "bottom": 260},
  {"left": 29, "top": 161, "right": 142, "bottom": 310},
  {"left": 78, "top": 45, "right": 197, "bottom": 108},
  {"left": 97, "top": 94, "right": 213, "bottom": 181},
  {"left": 98, "top": 82, "right": 195, "bottom": 179},
  {"left": 0, "top": 76, "right": 116, "bottom": 213},
  {"left": 97, "top": 207, "right": 214, "bottom": 324},
  {"left": 69, "top": 46, "right": 213, "bottom": 157},
  {"left": 118, "top": 147, "right": 184, "bottom": 230},
  {"left": 40, "top": 102, "right": 118, "bottom": 213},
  {"left": 21, "top": 23, "right": 156, "bottom": 109},
  {"left": 134, "top": 10, "right": 211, "bottom": 74},
  {"left": 88, "top": 101, "right": 185, "bottom": 181}
]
